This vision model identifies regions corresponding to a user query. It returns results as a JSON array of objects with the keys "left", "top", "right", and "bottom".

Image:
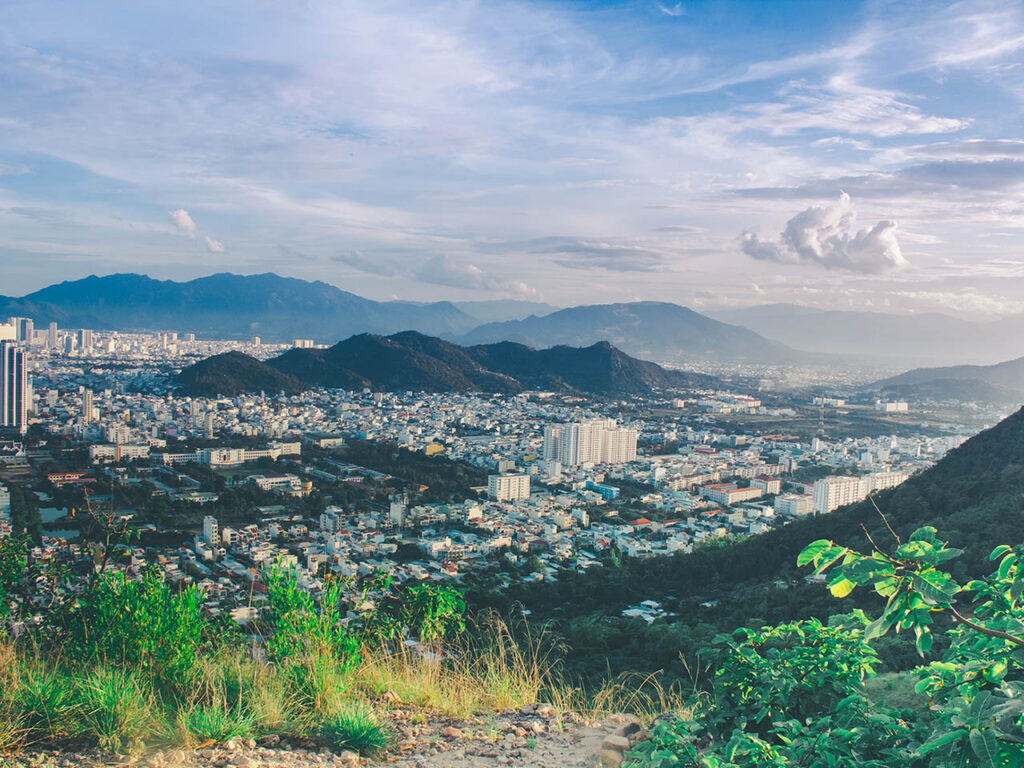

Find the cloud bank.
[{"left": 740, "top": 193, "right": 906, "bottom": 273}]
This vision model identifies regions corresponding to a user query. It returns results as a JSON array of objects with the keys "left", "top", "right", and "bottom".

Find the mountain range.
[
  {"left": 0, "top": 273, "right": 482, "bottom": 342},
  {"left": 176, "top": 331, "right": 717, "bottom": 398},
  {"left": 457, "top": 301, "right": 802, "bottom": 364},
  {"left": 870, "top": 355, "right": 1024, "bottom": 405},
  {"left": 2, "top": 273, "right": 803, "bottom": 365}
]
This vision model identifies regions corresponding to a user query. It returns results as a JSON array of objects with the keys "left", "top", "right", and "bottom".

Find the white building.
[
  {"left": 0, "top": 341, "right": 27, "bottom": 435},
  {"left": 203, "top": 515, "right": 219, "bottom": 545},
  {"left": 488, "top": 473, "right": 531, "bottom": 501},
  {"left": 775, "top": 493, "right": 813, "bottom": 516},
  {"left": 543, "top": 419, "right": 638, "bottom": 466},
  {"left": 812, "top": 476, "right": 867, "bottom": 514}
]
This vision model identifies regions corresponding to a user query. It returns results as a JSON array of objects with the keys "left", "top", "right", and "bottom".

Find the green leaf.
[
  {"left": 911, "top": 570, "right": 960, "bottom": 605},
  {"left": 828, "top": 578, "right": 857, "bottom": 598},
  {"left": 917, "top": 729, "right": 968, "bottom": 755},
  {"left": 991, "top": 544, "right": 1013, "bottom": 561},
  {"left": 797, "top": 540, "right": 831, "bottom": 567},
  {"left": 910, "top": 526, "right": 939, "bottom": 542},
  {"left": 969, "top": 728, "right": 998, "bottom": 768}
]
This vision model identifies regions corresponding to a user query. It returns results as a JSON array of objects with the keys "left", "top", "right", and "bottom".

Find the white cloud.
[
  {"left": 657, "top": 3, "right": 685, "bottom": 17},
  {"left": 204, "top": 235, "right": 225, "bottom": 253},
  {"left": 740, "top": 193, "right": 907, "bottom": 273},
  {"left": 168, "top": 208, "right": 197, "bottom": 237}
]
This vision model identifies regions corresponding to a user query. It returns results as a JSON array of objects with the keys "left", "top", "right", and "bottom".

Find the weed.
[{"left": 319, "top": 705, "right": 393, "bottom": 757}]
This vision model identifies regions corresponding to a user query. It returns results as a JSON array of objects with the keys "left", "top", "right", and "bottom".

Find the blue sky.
[{"left": 2, "top": 0, "right": 1024, "bottom": 317}]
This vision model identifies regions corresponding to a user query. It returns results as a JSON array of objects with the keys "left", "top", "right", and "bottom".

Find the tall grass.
[{"left": 0, "top": 611, "right": 684, "bottom": 759}]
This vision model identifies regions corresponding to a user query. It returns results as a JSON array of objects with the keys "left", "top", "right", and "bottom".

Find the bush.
[
  {"left": 12, "top": 666, "right": 81, "bottom": 744},
  {"left": 173, "top": 699, "right": 255, "bottom": 745},
  {"left": 72, "top": 567, "right": 208, "bottom": 684}
]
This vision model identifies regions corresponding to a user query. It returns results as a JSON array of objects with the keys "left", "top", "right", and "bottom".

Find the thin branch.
[
  {"left": 949, "top": 606, "right": 1024, "bottom": 648},
  {"left": 870, "top": 496, "right": 901, "bottom": 547}
]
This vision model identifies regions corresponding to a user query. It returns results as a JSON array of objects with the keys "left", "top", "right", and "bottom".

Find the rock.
[
  {"left": 531, "top": 722, "right": 546, "bottom": 734},
  {"left": 381, "top": 690, "right": 401, "bottom": 704},
  {"left": 339, "top": 751, "right": 360, "bottom": 765},
  {"left": 614, "top": 722, "right": 642, "bottom": 740},
  {"left": 536, "top": 702, "right": 555, "bottom": 717},
  {"left": 632, "top": 729, "right": 652, "bottom": 744},
  {"left": 258, "top": 735, "right": 280, "bottom": 748},
  {"left": 229, "top": 757, "right": 254, "bottom": 768},
  {"left": 200, "top": 748, "right": 217, "bottom": 760},
  {"left": 519, "top": 704, "right": 537, "bottom": 715},
  {"left": 600, "top": 735, "right": 632, "bottom": 768},
  {"left": 441, "top": 726, "right": 463, "bottom": 739}
]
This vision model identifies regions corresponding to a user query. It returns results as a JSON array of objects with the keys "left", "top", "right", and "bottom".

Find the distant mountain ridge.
[
  {"left": 870, "top": 355, "right": 1024, "bottom": 404},
  {"left": 176, "top": 331, "right": 718, "bottom": 397},
  {"left": 456, "top": 301, "right": 802, "bottom": 364},
  {"left": 2, "top": 274, "right": 806, "bottom": 366},
  {"left": 0, "top": 273, "right": 481, "bottom": 343}
]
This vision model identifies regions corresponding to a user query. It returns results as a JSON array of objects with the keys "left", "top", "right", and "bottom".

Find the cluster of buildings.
[{"left": 0, "top": 325, "right": 989, "bottom": 630}]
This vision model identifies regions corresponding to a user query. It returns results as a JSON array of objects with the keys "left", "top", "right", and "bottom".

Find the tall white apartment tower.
[
  {"left": 0, "top": 341, "right": 28, "bottom": 434},
  {"left": 203, "top": 515, "right": 219, "bottom": 545}
]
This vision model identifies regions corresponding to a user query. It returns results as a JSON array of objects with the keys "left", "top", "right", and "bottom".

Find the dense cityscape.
[{"left": 0, "top": 314, "right": 986, "bottom": 634}]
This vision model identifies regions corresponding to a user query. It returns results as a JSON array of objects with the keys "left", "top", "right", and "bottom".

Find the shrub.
[
  {"left": 72, "top": 567, "right": 208, "bottom": 684},
  {"left": 263, "top": 562, "right": 360, "bottom": 671}
]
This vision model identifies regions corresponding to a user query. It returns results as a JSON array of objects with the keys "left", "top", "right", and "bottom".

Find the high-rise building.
[
  {"left": 82, "top": 389, "right": 94, "bottom": 424},
  {"left": 0, "top": 341, "right": 28, "bottom": 434},
  {"left": 203, "top": 515, "right": 219, "bottom": 544},
  {"left": 488, "top": 473, "right": 531, "bottom": 501},
  {"left": 47, "top": 322, "right": 57, "bottom": 349},
  {"left": 77, "top": 329, "right": 93, "bottom": 351},
  {"left": 10, "top": 318, "right": 34, "bottom": 344},
  {"left": 542, "top": 419, "right": 638, "bottom": 466}
]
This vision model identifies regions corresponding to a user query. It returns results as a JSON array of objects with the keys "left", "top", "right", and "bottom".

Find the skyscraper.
[
  {"left": 542, "top": 419, "right": 638, "bottom": 466},
  {"left": 0, "top": 341, "right": 28, "bottom": 435},
  {"left": 47, "top": 322, "right": 57, "bottom": 349},
  {"left": 83, "top": 389, "right": 94, "bottom": 424}
]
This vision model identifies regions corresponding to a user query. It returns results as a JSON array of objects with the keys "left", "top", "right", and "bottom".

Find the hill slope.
[
  {"left": 872, "top": 355, "right": 1024, "bottom": 404},
  {"left": 175, "top": 351, "right": 306, "bottom": 397},
  {"left": 457, "top": 301, "right": 802, "bottom": 364},
  {"left": 0, "top": 273, "right": 479, "bottom": 342},
  {"left": 176, "top": 332, "right": 718, "bottom": 397}
]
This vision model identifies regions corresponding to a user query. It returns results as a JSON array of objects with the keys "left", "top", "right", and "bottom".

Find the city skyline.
[{"left": 2, "top": 1, "right": 1024, "bottom": 319}]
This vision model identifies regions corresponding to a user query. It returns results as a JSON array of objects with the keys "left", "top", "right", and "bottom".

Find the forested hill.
[
  {"left": 177, "top": 331, "right": 718, "bottom": 397},
  {"left": 483, "top": 406, "right": 1024, "bottom": 681}
]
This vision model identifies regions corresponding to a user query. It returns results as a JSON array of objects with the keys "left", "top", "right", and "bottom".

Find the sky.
[{"left": 2, "top": 0, "right": 1024, "bottom": 318}]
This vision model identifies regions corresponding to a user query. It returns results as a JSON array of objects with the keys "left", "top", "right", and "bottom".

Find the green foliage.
[
  {"left": 71, "top": 567, "right": 209, "bottom": 683},
  {"left": 712, "top": 613, "right": 879, "bottom": 727},
  {"left": 359, "top": 573, "right": 467, "bottom": 646},
  {"left": 319, "top": 705, "right": 393, "bottom": 757},
  {"left": 801, "top": 527, "right": 1024, "bottom": 766},
  {"left": 262, "top": 561, "right": 361, "bottom": 670}
]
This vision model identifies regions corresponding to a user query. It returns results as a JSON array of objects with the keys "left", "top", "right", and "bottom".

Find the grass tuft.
[
  {"left": 76, "top": 668, "right": 158, "bottom": 755},
  {"left": 319, "top": 704, "right": 393, "bottom": 757}
]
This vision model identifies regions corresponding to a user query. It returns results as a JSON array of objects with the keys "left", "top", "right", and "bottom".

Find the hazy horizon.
[{"left": 3, "top": 1, "right": 1024, "bottom": 320}]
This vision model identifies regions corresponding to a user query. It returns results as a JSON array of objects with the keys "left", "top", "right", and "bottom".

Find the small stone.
[
  {"left": 339, "top": 751, "right": 360, "bottom": 765},
  {"left": 200, "top": 748, "right": 217, "bottom": 760},
  {"left": 519, "top": 704, "right": 537, "bottom": 715},
  {"left": 223, "top": 740, "right": 237, "bottom": 752},
  {"left": 229, "top": 757, "right": 254, "bottom": 768},
  {"left": 601, "top": 733, "right": 632, "bottom": 766},
  {"left": 535, "top": 702, "right": 555, "bottom": 717},
  {"left": 382, "top": 689, "right": 401, "bottom": 704},
  {"left": 441, "top": 726, "right": 463, "bottom": 739}
]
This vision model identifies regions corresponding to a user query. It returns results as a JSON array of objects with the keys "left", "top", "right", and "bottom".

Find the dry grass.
[{"left": 352, "top": 613, "right": 559, "bottom": 718}]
